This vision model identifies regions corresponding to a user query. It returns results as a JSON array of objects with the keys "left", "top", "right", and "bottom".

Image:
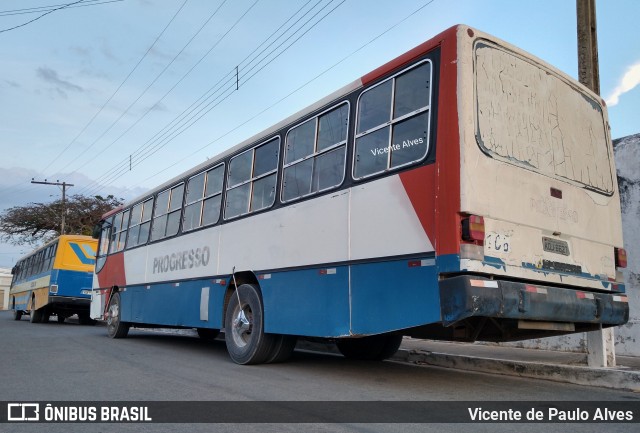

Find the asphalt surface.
[{"left": 1, "top": 310, "right": 639, "bottom": 433}]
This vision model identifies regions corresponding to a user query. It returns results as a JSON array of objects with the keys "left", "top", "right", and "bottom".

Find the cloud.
[
  {"left": 36, "top": 67, "right": 84, "bottom": 94},
  {"left": 606, "top": 61, "right": 640, "bottom": 107}
]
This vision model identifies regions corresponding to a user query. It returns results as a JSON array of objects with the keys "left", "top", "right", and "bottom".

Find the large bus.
[
  {"left": 11, "top": 235, "right": 98, "bottom": 325},
  {"left": 91, "top": 25, "right": 629, "bottom": 364}
]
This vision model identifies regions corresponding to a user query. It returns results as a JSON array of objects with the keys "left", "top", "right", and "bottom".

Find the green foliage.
[{"left": 0, "top": 194, "right": 122, "bottom": 246}]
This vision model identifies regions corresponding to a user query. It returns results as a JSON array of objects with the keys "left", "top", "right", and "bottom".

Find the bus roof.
[{"left": 13, "top": 235, "right": 97, "bottom": 263}]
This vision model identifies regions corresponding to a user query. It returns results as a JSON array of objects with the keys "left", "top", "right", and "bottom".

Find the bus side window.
[
  {"left": 109, "top": 210, "right": 130, "bottom": 253},
  {"left": 282, "top": 102, "right": 348, "bottom": 202},
  {"left": 225, "top": 137, "right": 279, "bottom": 219},
  {"left": 184, "top": 164, "right": 224, "bottom": 232},
  {"left": 127, "top": 197, "right": 153, "bottom": 248},
  {"left": 150, "top": 184, "right": 185, "bottom": 241},
  {"left": 354, "top": 61, "right": 432, "bottom": 179}
]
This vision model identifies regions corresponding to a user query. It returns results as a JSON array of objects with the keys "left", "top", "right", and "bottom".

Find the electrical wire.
[
  {"left": 0, "top": 0, "right": 123, "bottom": 17},
  {"left": 113, "top": 0, "right": 438, "bottom": 195},
  {"left": 78, "top": 0, "right": 343, "bottom": 196},
  {"left": 1, "top": 0, "right": 86, "bottom": 34},
  {"left": 75, "top": 0, "right": 329, "bottom": 194}
]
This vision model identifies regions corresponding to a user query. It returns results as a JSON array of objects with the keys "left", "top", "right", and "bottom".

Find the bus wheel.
[
  {"left": 29, "top": 302, "right": 43, "bottom": 324},
  {"left": 224, "top": 284, "right": 276, "bottom": 365},
  {"left": 106, "top": 292, "right": 130, "bottom": 338},
  {"left": 196, "top": 328, "right": 220, "bottom": 341},
  {"left": 337, "top": 334, "right": 403, "bottom": 361},
  {"left": 12, "top": 309, "right": 22, "bottom": 321},
  {"left": 266, "top": 335, "right": 297, "bottom": 364},
  {"left": 41, "top": 307, "right": 50, "bottom": 324}
]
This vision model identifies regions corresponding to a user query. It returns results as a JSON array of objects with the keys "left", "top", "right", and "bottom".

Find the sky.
[{"left": 0, "top": 0, "right": 639, "bottom": 267}]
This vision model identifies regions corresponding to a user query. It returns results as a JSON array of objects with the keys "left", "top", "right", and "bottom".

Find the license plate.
[{"left": 542, "top": 237, "right": 570, "bottom": 256}]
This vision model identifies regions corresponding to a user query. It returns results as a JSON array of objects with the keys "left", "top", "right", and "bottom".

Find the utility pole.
[
  {"left": 577, "top": 0, "right": 600, "bottom": 95},
  {"left": 31, "top": 179, "right": 74, "bottom": 235},
  {"left": 576, "top": 0, "right": 615, "bottom": 368}
]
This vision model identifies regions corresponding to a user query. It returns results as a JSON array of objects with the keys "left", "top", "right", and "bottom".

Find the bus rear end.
[{"left": 435, "top": 26, "right": 628, "bottom": 341}]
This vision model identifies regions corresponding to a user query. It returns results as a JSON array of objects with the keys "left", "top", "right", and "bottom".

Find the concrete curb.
[
  {"left": 296, "top": 341, "right": 640, "bottom": 392},
  {"left": 391, "top": 349, "right": 640, "bottom": 392}
]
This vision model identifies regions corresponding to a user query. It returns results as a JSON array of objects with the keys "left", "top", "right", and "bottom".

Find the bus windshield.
[{"left": 474, "top": 41, "right": 614, "bottom": 195}]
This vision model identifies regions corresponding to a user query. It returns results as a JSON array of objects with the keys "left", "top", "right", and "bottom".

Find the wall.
[{"left": 0, "top": 268, "right": 12, "bottom": 310}]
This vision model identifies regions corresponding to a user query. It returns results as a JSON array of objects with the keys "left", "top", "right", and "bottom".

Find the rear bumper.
[
  {"left": 439, "top": 276, "right": 629, "bottom": 327},
  {"left": 48, "top": 296, "right": 91, "bottom": 308}
]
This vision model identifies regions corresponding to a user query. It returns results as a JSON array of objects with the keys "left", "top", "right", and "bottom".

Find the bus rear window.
[{"left": 474, "top": 41, "right": 614, "bottom": 195}]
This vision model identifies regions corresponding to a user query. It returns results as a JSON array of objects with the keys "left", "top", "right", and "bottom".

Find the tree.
[{"left": 0, "top": 194, "right": 122, "bottom": 246}]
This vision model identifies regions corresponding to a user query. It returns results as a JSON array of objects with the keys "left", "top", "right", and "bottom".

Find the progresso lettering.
[{"left": 152, "top": 246, "right": 211, "bottom": 274}]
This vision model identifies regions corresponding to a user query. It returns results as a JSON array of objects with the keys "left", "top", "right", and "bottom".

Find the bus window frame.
[
  {"left": 472, "top": 40, "right": 614, "bottom": 196},
  {"left": 126, "top": 197, "right": 154, "bottom": 250},
  {"left": 352, "top": 59, "right": 433, "bottom": 181},
  {"left": 183, "top": 162, "right": 225, "bottom": 233},
  {"left": 281, "top": 101, "right": 350, "bottom": 204},
  {"left": 150, "top": 182, "right": 186, "bottom": 242},
  {"left": 224, "top": 136, "right": 280, "bottom": 221}
]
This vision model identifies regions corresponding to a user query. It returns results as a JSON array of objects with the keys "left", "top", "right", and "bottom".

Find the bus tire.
[
  {"left": 41, "top": 307, "right": 50, "bottom": 324},
  {"left": 106, "top": 292, "right": 130, "bottom": 339},
  {"left": 196, "top": 328, "right": 220, "bottom": 341},
  {"left": 337, "top": 334, "right": 403, "bottom": 361},
  {"left": 266, "top": 335, "right": 297, "bottom": 364},
  {"left": 12, "top": 309, "right": 22, "bottom": 321},
  {"left": 29, "top": 300, "right": 43, "bottom": 324},
  {"left": 224, "top": 284, "right": 276, "bottom": 365}
]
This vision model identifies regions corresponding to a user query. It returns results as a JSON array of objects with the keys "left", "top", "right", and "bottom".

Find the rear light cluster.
[
  {"left": 461, "top": 215, "right": 485, "bottom": 243},
  {"left": 615, "top": 247, "right": 627, "bottom": 269}
]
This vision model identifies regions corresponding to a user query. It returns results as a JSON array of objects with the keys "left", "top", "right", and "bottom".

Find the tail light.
[
  {"left": 615, "top": 247, "right": 627, "bottom": 268},
  {"left": 462, "top": 215, "right": 485, "bottom": 242}
]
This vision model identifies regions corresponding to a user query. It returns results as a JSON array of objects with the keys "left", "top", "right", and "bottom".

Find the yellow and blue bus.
[{"left": 10, "top": 235, "right": 97, "bottom": 324}]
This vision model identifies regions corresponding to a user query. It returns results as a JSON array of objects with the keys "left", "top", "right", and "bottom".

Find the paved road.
[{"left": 1, "top": 310, "right": 638, "bottom": 433}]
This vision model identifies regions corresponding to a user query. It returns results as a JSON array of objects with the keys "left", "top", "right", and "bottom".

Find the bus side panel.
[
  {"left": 261, "top": 267, "right": 350, "bottom": 337},
  {"left": 349, "top": 258, "right": 441, "bottom": 335},
  {"left": 12, "top": 291, "right": 32, "bottom": 311},
  {"left": 31, "top": 286, "right": 50, "bottom": 310},
  {"left": 119, "top": 280, "right": 226, "bottom": 329}
]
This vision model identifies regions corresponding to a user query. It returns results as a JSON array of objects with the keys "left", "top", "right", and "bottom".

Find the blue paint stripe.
[{"left": 69, "top": 242, "right": 96, "bottom": 265}]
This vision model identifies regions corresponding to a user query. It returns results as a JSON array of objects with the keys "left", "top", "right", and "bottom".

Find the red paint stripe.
[
  {"left": 399, "top": 165, "right": 436, "bottom": 247},
  {"left": 96, "top": 252, "right": 127, "bottom": 288}
]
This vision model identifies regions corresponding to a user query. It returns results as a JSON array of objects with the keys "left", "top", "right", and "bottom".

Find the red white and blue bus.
[{"left": 91, "top": 25, "right": 629, "bottom": 364}]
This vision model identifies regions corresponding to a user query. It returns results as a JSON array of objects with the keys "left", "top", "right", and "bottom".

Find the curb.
[
  {"left": 296, "top": 341, "right": 640, "bottom": 392},
  {"left": 391, "top": 349, "right": 640, "bottom": 392}
]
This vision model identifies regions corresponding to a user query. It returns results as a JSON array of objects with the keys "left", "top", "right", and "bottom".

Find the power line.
[
  {"left": 52, "top": 0, "right": 232, "bottom": 176},
  {"left": 39, "top": 0, "right": 190, "bottom": 175},
  {"left": 77, "top": 0, "right": 340, "bottom": 196},
  {"left": 0, "top": 0, "right": 187, "bottom": 200},
  {"left": 69, "top": 0, "right": 257, "bottom": 176},
  {"left": 112, "top": 0, "right": 438, "bottom": 196},
  {"left": 0, "top": 0, "right": 123, "bottom": 17},
  {"left": 1, "top": 0, "right": 85, "bottom": 34},
  {"left": 80, "top": 0, "right": 344, "bottom": 196}
]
